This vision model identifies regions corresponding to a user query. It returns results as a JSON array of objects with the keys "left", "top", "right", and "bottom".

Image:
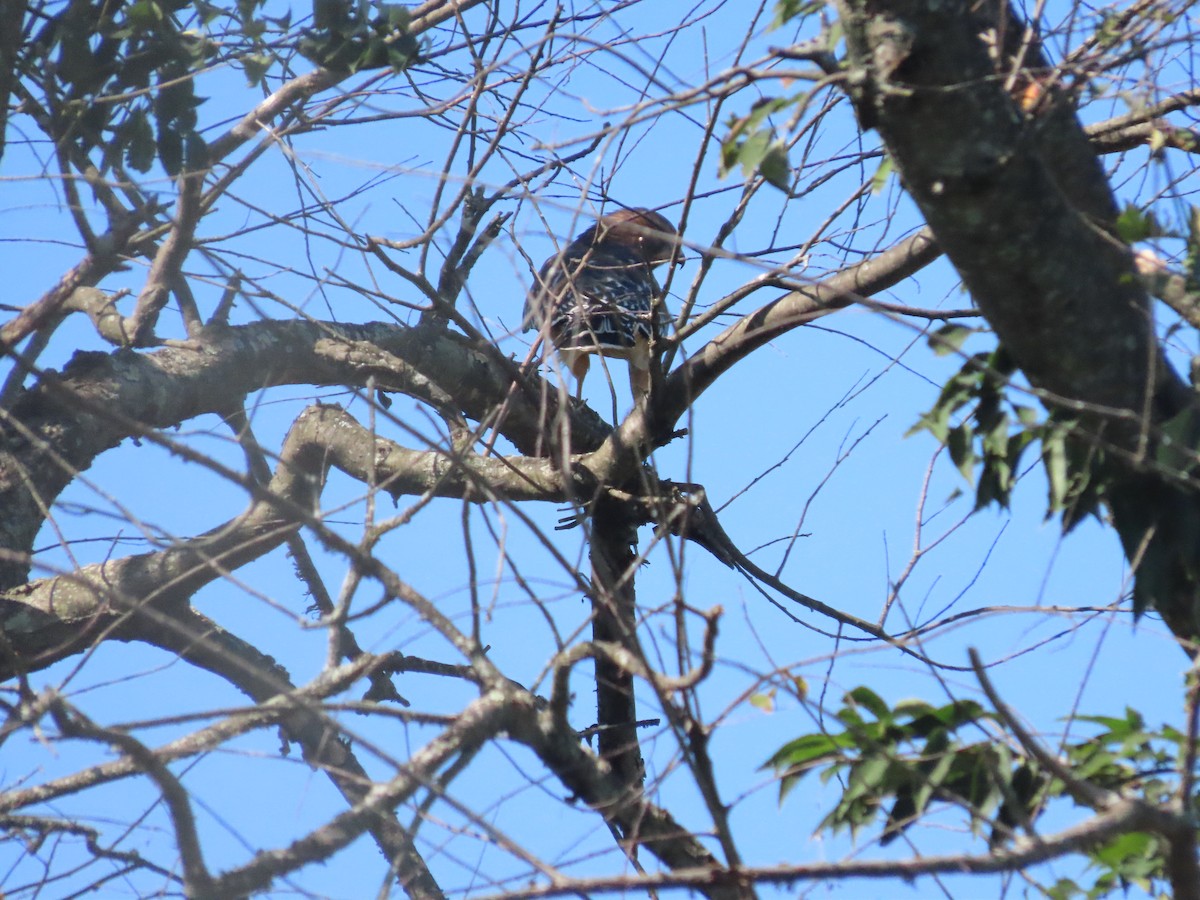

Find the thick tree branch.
[
  {"left": 3, "top": 395, "right": 748, "bottom": 681},
  {"left": 587, "top": 497, "right": 646, "bottom": 791},
  {"left": 0, "top": 318, "right": 609, "bottom": 589},
  {"left": 573, "top": 228, "right": 941, "bottom": 490},
  {"left": 1, "top": 395, "right": 587, "bottom": 674},
  {"left": 1, "top": 202, "right": 949, "bottom": 601},
  {"left": 840, "top": 0, "right": 1162, "bottom": 417},
  {"left": 0, "top": 401, "right": 327, "bottom": 674},
  {"left": 662, "top": 227, "right": 939, "bottom": 430},
  {"left": 838, "top": 0, "right": 1200, "bottom": 642}
]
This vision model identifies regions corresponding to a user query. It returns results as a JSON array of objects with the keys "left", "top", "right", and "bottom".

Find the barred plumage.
[{"left": 523, "top": 208, "right": 681, "bottom": 399}]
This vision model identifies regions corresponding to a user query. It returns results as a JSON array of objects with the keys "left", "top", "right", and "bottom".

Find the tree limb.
[{"left": 838, "top": 0, "right": 1200, "bottom": 643}]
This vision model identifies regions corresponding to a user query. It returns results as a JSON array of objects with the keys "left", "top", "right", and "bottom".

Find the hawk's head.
[{"left": 574, "top": 208, "right": 681, "bottom": 268}]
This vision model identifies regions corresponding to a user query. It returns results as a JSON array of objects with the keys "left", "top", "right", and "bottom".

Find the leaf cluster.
[
  {"left": 298, "top": 0, "right": 422, "bottom": 73},
  {"left": 762, "top": 686, "right": 1023, "bottom": 845},
  {"left": 765, "top": 690, "right": 1188, "bottom": 897},
  {"left": 24, "top": 0, "right": 257, "bottom": 175},
  {"left": 1048, "top": 709, "right": 1179, "bottom": 898},
  {"left": 771, "top": 0, "right": 823, "bottom": 32},
  {"left": 718, "top": 96, "right": 795, "bottom": 192},
  {"left": 911, "top": 327, "right": 1108, "bottom": 529},
  {"left": 716, "top": 0, "right": 843, "bottom": 191}
]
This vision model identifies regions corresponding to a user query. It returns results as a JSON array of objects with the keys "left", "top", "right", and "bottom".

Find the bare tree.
[{"left": 2, "top": 0, "right": 1200, "bottom": 897}]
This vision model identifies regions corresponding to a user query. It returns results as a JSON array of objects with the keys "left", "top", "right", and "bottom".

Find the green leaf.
[
  {"left": 948, "top": 423, "right": 976, "bottom": 482},
  {"left": 1155, "top": 406, "right": 1199, "bottom": 474},
  {"left": 1076, "top": 709, "right": 1146, "bottom": 737},
  {"left": 791, "top": 675, "right": 808, "bottom": 701},
  {"left": 892, "top": 698, "right": 936, "bottom": 720},
  {"left": 870, "top": 153, "right": 893, "bottom": 194},
  {"left": 757, "top": 140, "right": 792, "bottom": 192},
  {"left": 749, "top": 692, "right": 775, "bottom": 713},
  {"left": 300, "top": 0, "right": 422, "bottom": 72},
  {"left": 312, "top": 0, "right": 349, "bottom": 30},
  {"left": 719, "top": 96, "right": 797, "bottom": 185},
  {"left": 1092, "top": 830, "right": 1154, "bottom": 867},
  {"left": 846, "top": 686, "right": 891, "bottom": 722},
  {"left": 762, "top": 732, "right": 844, "bottom": 771},
  {"left": 928, "top": 323, "right": 972, "bottom": 356},
  {"left": 241, "top": 52, "right": 275, "bottom": 87},
  {"left": 740, "top": 96, "right": 794, "bottom": 133},
  {"left": 156, "top": 126, "right": 183, "bottom": 176},
  {"left": 1115, "top": 203, "right": 1162, "bottom": 243},
  {"left": 123, "top": 108, "right": 156, "bottom": 173},
  {"left": 183, "top": 130, "right": 209, "bottom": 170},
  {"left": 126, "top": 0, "right": 165, "bottom": 29},
  {"left": 843, "top": 755, "right": 892, "bottom": 804},
  {"left": 381, "top": 3, "right": 411, "bottom": 29},
  {"left": 975, "top": 458, "right": 1011, "bottom": 509},
  {"left": 718, "top": 133, "right": 741, "bottom": 179},
  {"left": 1044, "top": 428, "right": 1069, "bottom": 512},
  {"left": 736, "top": 129, "right": 772, "bottom": 175},
  {"left": 1044, "top": 878, "right": 1084, "bottom": 900},
  {"left": 911, "top": 743, "right": 955, "bottom": 817},
  {"left": 981, "top": 411, "right": 1010, "bottom": 458},
  {"left": 1013, "top": 404, "right": 1038, "bottom": 427},
  {"left": 936, "top": 699, "right": 986, "bottom": 729},
  {"left": 771, "top": 0, "right": 822, "bottom": 29},
  {"left": 908, "top": 404, "right": 951, "bottom": 443}
]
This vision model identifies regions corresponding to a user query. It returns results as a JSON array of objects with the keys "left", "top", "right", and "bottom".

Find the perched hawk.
[{"left": 523, "top": 208, "right": 681, "bottom": 399}]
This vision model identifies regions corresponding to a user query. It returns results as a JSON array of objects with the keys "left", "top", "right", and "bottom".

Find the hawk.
[{"left": 523, "top": 208, "right": 681, "bottom": 399}]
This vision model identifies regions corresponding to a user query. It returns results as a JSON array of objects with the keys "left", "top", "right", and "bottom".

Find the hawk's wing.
[{"left": 525, "top": 247, "right": 668, "bottom": 353}]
